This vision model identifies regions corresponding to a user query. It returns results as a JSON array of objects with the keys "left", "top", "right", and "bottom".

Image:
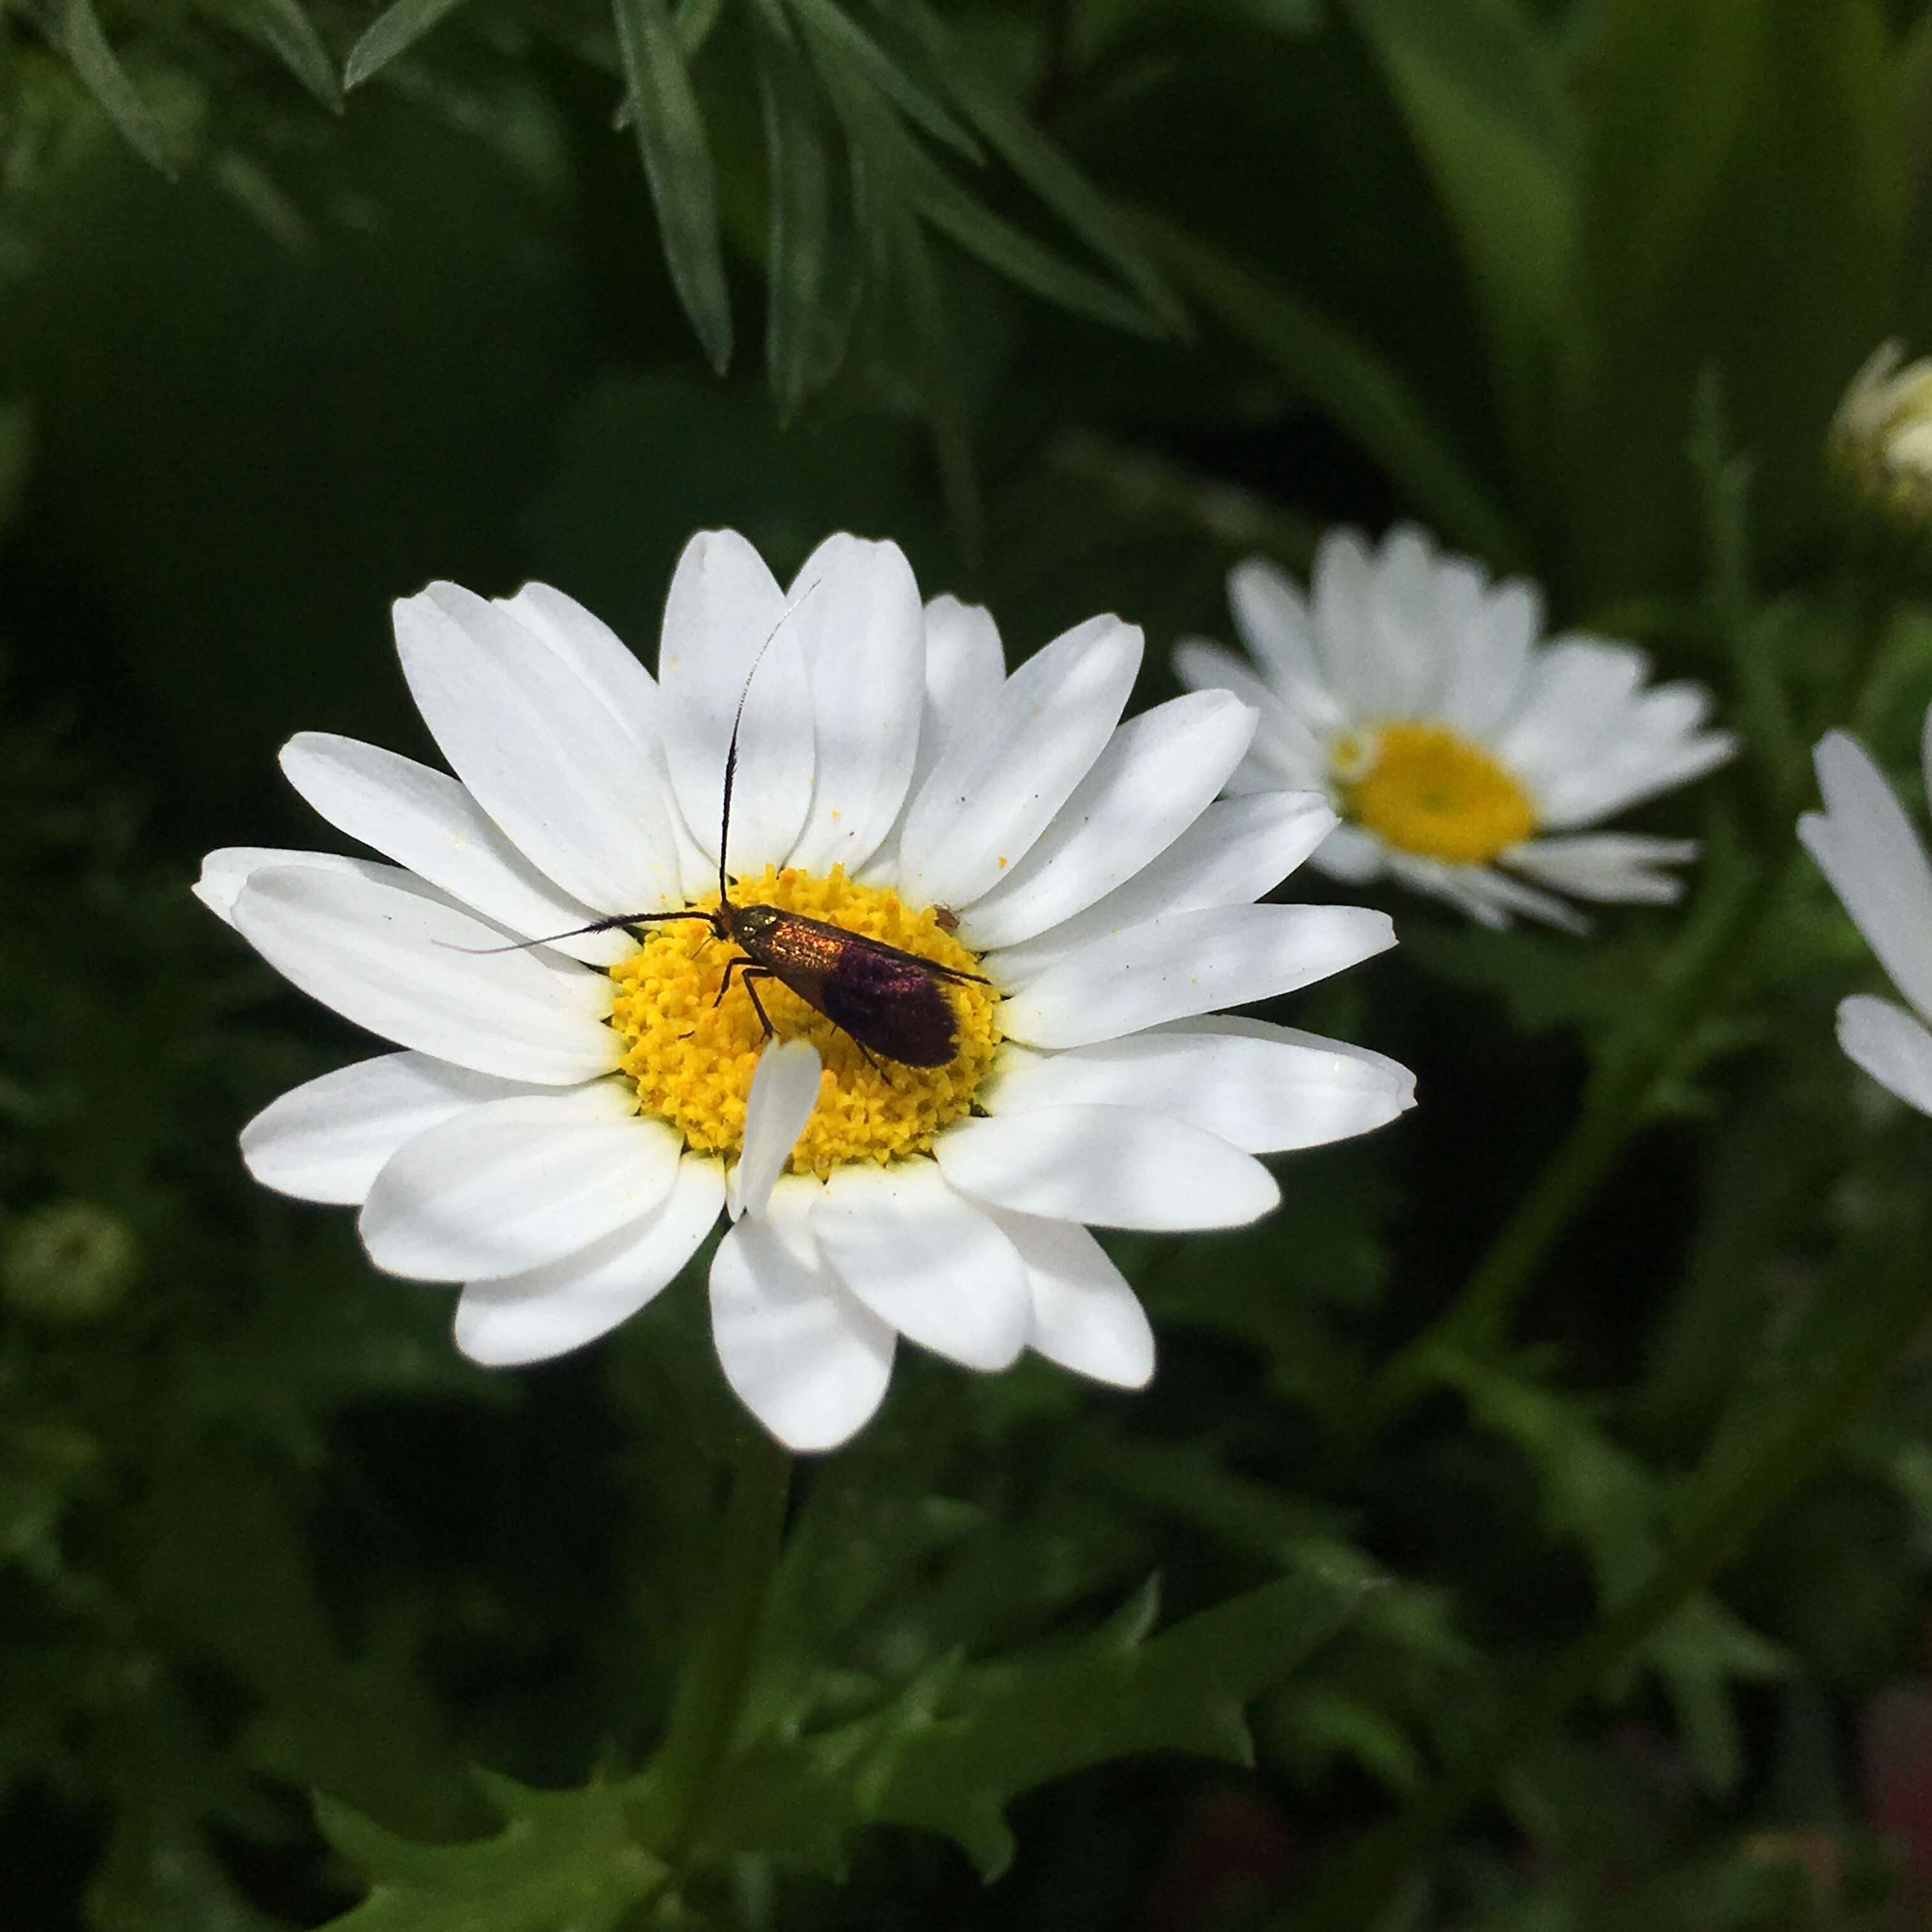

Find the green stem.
[
  {"left": 638, "top": 1422, "right": 792, "bottom": 1858},
  {"left": 1287, "top": 1218, "right": 1931, "bottom": 1932},
  {"left": 1372, "top": 848, "right": 1796, "bottom": 1417}
]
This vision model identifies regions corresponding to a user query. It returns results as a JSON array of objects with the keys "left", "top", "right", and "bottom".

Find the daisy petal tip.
[
  {"left": 450, "top": 1305, "right": 534, "bottom": 1370},
  {"left": 191, "top": 874, "right": 236, "bottom": 926},
  {"left": 736, "top": 1039, "right": 824, "bottom": 1222}
]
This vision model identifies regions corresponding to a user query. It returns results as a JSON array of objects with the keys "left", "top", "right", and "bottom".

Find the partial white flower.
[
  {"left": 1828, "top": 341, "right": 1932, "bottom": 524},
  {"left": 1176, "top": 525, "right": 1736, "bottom": 931},
  {"left": 201, "top": 530, "right": 1415, "bottom": 1452},
  {"left": 1800, "top": 721, "right": 1932, "bottom": 1118}
]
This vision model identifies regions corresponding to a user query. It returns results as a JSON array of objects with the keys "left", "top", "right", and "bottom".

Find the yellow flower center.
[
  {"left": 1336, "top": 721, "right": 1537, "bottom": 866},
  {"left": 609, "top": 866, "right": 999, "bottom": 1177}
]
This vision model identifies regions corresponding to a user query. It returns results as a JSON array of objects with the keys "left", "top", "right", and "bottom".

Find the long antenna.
[{"left": 717, "top": 578, "right": 820, "bottom": 907}]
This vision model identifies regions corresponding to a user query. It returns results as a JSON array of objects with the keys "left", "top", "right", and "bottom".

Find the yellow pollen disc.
[
  {"left": 608, "top": 866, "right": 999, "bottom": 1178},
  {"left": 1338, "top": 721, "right": 1537, "bottom": 866}
]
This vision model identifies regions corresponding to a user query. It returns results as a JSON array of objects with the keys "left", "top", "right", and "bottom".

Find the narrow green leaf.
[
  {"left": 756, "top": 26, "right": 856, "bottom": 418},
  {"left": 1568, "top": 0, "right": 1905, "bottom": 596},
  {"left": 787, "top": 0, "right": 983, "bottom": 163},
  {"left": 204, "top": 0, "right": 342, "bottom": 109},
  {"left": 1342, "top": 0, "right": 1578, "bottom": 492},
  {"left": 36, "top": 0, "right": 176, "bottom": 176},
  {"left": 883, "top": 0, "right": 1186, "bottom": 336},
  {"left": 342, "top": 0, "right": 472, "bottom": 91},
  {"left": 907, "top": 142, "right": 1165, "bottom": 337},
  {"left": 613, "top": 0, "right": 733, "bottom": 373},
  {"left": 1141, "top": 213, "right": 1524, "bottom": 567}
]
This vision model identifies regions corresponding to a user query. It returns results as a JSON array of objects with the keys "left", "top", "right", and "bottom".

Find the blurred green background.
[{"left": 12, "top": 1, "right": 1932, "bottom": 1927}]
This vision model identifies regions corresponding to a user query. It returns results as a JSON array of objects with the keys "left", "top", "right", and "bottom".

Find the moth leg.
[
  {"left": 737, "top": 967, "right": 779, "bottom": 1043},
  {"left": 713, "top": 953, "right": 756, "bottom": 1009}
]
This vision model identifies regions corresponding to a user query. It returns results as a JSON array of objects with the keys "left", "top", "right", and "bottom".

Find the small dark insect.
[
  {"left": 470, "top": 613, "right": 988, "bottom": 1070},
  {"left": 932, "top": 905, "right": 960, "bottom": 933}
]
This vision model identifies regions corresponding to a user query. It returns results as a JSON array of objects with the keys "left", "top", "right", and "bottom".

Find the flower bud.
[{"left": 1829, "top": 342, "right": 1932, "bottom": 522}]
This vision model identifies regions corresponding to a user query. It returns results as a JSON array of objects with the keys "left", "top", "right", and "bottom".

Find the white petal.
[
  {"left": 240, "top": 1051, "right": 542, "bottom": 1205},
  {"left": 496, "top": 582, "right": 662, "bottom": 747},
  {"left": 957, "top": 691, "right": 1257, "bottom": 951},
  {"left": 1456, "top": 861, "right": 1591, "bottom": 933},
  {"left": 732, "top": 1038, "right": 823, "bottom": 1221},
  {"left": 1489, "top": 637, "right": 1655, "bottom": 800},
  {"left": 393, "top": 583, "right": 683, "bottom": 912},
  {"left": 454, "top": 1154, "right": 724, "bottom": 1365},
  {"left": 999, "top": 901, "right": 1395, "bottom": 1049},
  {"left": 657, "top": 530, "right": 813, "bottom": 876},
  {"left": 1173, "top": 639, "right": 1327, "bottom": 790},
  {"left": 988, "top": 1208, "right": 1153, "bottom": 1387},
  {"left": 1307, "top": 822, "right": 1388, "bottom": 884},
  {"left": 1226, "top": 556, "right": 1345, "bottom": 732},
  {"left": 783, "top": 535, "right": 925, "bottom": 873},
  {"left": 231, "top": 865, "right": 615, "bottom": 1083},
  {"left": 985, "top": 1018, "right": 1414, "bottom": 1153},
  {"left": 1539, "top": 720, "right": 1736, "bottom": 829},
  {"left": 501, "top": 582, "right": 697, "bottom": 885},
  {"left": 360, "top": 1084, "right": 683, "bottom": 1282},
  {"left": 896, "top": 615, "right": 1143, "bottom": 910},
  {"left": 937, "top": 1105, "right": 1278, "bottom": 1230},
  {"left": 1837, "top": 993, "right": 1932, "bottom": 1117},
  {"left": 813, "top": 1162, "right": 1029, "bottom": 1370},
  {"left": 1504, "top": 834, "right": 1698, "bottom": 905},
  {"left": 279, "top": 734, "right": 629, "bottom": 967},
  {"left": 709, "top": 1177, "right": 894, "bottom": 1452},
  {"left": 917, "top": 595, "right": 1007, "bottom": 781},
  {"left": 986, "top": 792, "right": 1338, "bottom": 986},
  {"left": 1435, "top": 575, "right": 1540, "bottom": 737},
  {"left": 194, "top": 847, "right": 403, "bottom": 927},
  {"left": 1384, "top": 853, "right": 1493, "bottom": 924},
  {"left": 1801, "top": 731, "right": 1932, "bottom": 1019},
  {"left": 1307, "top": 528, "right": 1386, "bottom": 712}
]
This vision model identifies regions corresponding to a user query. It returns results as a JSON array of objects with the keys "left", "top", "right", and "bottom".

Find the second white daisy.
[{"left": 1176, "top": 525, "right": 1737, "bottom": 930}]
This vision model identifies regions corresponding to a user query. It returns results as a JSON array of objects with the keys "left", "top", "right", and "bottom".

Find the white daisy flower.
[
  {"left": 198, "top": 530, "right": 1413, "bottom": 1452},
  {"left": 1175, "top": 525, "right": 1738, "bottom": 931},
  {"left": 1800, "top": 720, "right": 1932, "bottom": 1118}
]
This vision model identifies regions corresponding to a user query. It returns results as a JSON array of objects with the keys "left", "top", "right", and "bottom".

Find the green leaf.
[
  {"left": 1343, "top": 0, "right": 1578, "bottom": 496},
  {"left": 34, "top": 0, "right": 177, "bottom": 176},
  {"left": 1142, "top": 213, "right": 1524, "bottom": 568},
  {"left": 201, "top": 0, "right": 342, "bottom": 109},
  {"left": 714, "top": 1557, "right": 1377, "bottom": 1880},
  {"left": 882, "top": 0, "right": 1188, "bottom": 336},
  {"left": 316, "top": 1774, "right": 668, "bottom": 1932},
  {"left": 1568, "top": 0, "right": 1906, "bottom": 596},
  {"left": 342, "top": 0, "right": 473, "bottom": 90},
  {"left": 755, "top": 24, "right": 859, "bottom": 418},
  {"left": 613, "top": 0, "right": 734, "bottom": 373},
  {"left": 907, "top": 142, "right": 1165, "bottom": 337},
  {"left": 786, "top": 0, "right": 983, "bottom": 163}
]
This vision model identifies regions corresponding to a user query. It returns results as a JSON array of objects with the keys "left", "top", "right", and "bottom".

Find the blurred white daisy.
[
  {"left": 1800, "top": 721, "right": 1932, "bottom": 1118},
  {"left": 1176, "top": 525, "right": 1737, "bottom": 930},
  {"left": 199, "top": 530, "right": 1413, "bottom": 1452}
]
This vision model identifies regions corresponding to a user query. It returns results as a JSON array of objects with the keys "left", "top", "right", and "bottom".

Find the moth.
[{"left": 475, "top": 622, "right": 988, "bottom": 1069}]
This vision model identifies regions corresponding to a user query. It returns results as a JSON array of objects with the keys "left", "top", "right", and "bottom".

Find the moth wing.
[{"left": 816, "top": 944, "right": 958, "bottom": 1067}]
